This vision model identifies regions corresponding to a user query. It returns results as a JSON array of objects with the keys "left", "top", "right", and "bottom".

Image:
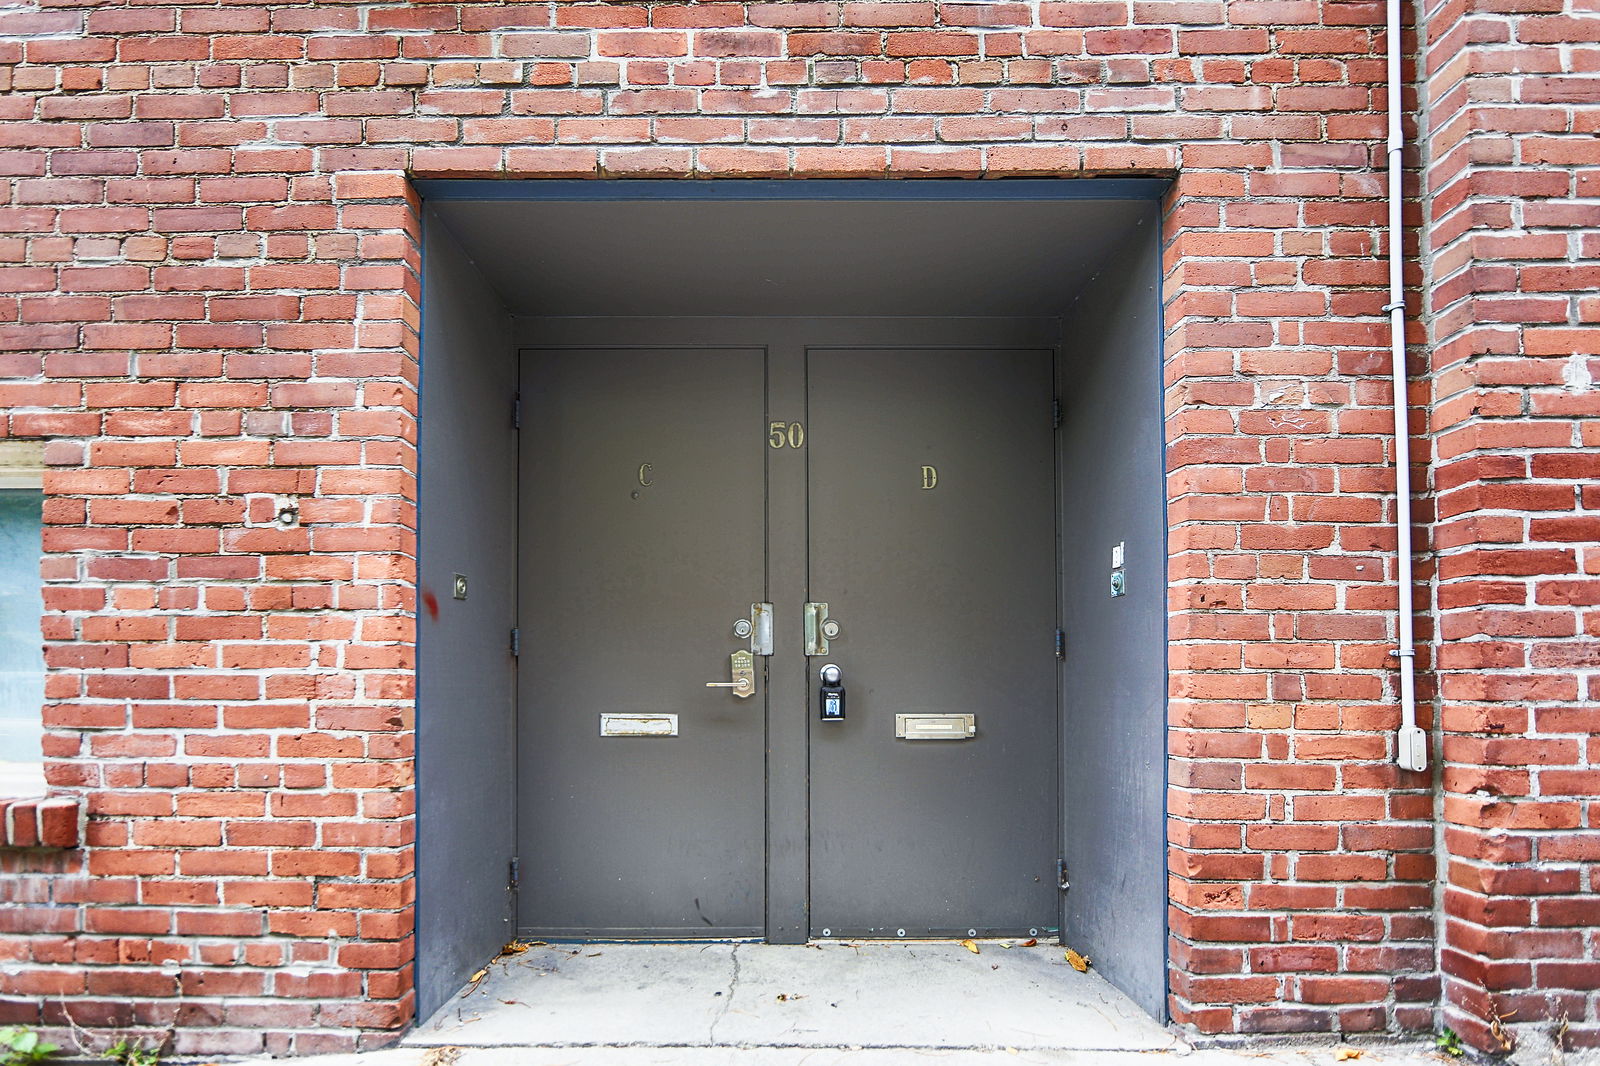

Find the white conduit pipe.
[{"left": 1387, "top": 0, "right": 1428, "bottom": 772}]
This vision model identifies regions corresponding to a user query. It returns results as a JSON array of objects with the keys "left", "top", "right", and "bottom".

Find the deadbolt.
[
  {"left": 734, "top": 604, "right": 773, "bottom": 654},
  {"left": 805, "top": 602, "right": 838, "bottom": 655}
]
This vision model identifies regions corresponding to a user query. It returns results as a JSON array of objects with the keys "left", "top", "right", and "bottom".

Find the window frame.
[{"left": 0, "top": 440, "right": 46, "bottom": 799}]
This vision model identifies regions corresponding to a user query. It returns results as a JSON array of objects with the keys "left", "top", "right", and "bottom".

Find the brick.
[{"left": 0, "top": 0, "right": 1590, "bottom": 1058}]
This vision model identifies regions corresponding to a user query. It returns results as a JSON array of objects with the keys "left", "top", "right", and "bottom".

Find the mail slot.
[
  {"left": 600, "top": 713, "right": 678, "bottom": 737},
  {"left": 894, "top": 713, "right": 976, "bottom": 740}
]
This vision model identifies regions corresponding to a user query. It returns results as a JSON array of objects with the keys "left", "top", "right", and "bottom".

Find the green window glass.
[{"left": 0, "top": 487, "right": 45, "bottom": 795}]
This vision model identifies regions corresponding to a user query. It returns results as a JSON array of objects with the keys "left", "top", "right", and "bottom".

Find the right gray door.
[{"left": 806, "top": 347, "right": 1059, "bottom": 937}]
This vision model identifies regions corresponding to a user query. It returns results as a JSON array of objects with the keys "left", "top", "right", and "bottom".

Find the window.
[{"left": 0, "top": 442, "right": 45, "bottom": 797}]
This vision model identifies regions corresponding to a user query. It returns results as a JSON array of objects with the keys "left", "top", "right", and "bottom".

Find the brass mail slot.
[
  {"left": 600, "top": 713, "right": 678, "bottom": 737},
  {"left": 894, "top": 713, "right": 976, "bottom": 740}
]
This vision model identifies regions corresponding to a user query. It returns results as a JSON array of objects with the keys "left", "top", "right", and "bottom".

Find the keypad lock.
[
  {"left": 819, "top": 663, "right": 845, "bottom": 721},
  {"left": 706, "top": 649, "right": 756, "bottom": 698}
]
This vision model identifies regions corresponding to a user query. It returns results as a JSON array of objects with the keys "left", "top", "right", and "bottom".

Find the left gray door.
[{"left": 516, "top": 347, "right": 767, "bottom": 937}]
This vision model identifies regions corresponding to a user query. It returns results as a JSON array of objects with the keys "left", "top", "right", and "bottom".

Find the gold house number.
[{"left": 768, "top": 421, "right": 805, "bottom": 449}]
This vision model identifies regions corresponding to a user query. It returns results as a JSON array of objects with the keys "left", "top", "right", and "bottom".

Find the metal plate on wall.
[
  {"left": 600, "top": 713, "right": 679, "bottom": 737},
  {"left": 894, "top": 714, "right": 976, "bottom": 740}
]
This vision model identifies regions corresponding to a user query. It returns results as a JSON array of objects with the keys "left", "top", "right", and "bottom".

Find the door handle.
[
  {"left": 706, "top": 649, "right": 756, "bottom": 698},
  {"left": 705, "top": 679, "right": 753, "bottom": 694}
]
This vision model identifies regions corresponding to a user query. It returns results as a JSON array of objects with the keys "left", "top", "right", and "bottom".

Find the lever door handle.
[{"left": 706, "top": 649, "right": 756, "bottom": 699}]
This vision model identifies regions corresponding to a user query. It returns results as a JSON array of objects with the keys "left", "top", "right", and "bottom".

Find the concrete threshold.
[
  {"left": 389, "top": 943, "right": 1446, "bottom": 1066},
  {"left": 407, "top": 941, "right": 1164, "bottom": 1052}
]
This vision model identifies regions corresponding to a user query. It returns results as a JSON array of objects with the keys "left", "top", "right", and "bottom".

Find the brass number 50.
[{"left": 768, "top": 421, "right": 805, "bottom": 449}]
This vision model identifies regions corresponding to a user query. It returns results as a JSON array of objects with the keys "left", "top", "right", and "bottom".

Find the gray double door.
[{"left": 517, "top": 323, "right": 1058, "bottom": 941}]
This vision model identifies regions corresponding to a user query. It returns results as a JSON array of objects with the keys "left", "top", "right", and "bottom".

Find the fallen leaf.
[
  {"left": 1335, "top": 1051, "right": 1363, "bottom": 1061},
  {"left": 1020, "top": 938, "right": 1038, "bottom": 947},
  {"left": 1065, "top": 948, "right": 1090, "bottom": 972},
  {"left": 419, "top": 1047, "right": 461, "bottom": 1066},
  {"left": 961, "top": 939, "right": 980, "bottom": 955}
]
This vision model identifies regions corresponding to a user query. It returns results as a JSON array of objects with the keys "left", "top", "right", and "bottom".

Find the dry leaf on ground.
[
  {"left": 1065, "top": 948, "right": 1090, "bottom": 972},
  {"left": 961, "top": 939, "right": 980, "bottom": 954},
  {"left": 419, "top": 1047, "right": 461, "bottom": 1066}
]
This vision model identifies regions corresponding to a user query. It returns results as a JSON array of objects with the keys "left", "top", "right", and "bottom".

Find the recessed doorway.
[{"left": 415, "top": 181, "right": 1169, "bottom": 1027}]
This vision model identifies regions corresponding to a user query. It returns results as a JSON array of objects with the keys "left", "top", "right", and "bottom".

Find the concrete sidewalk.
[
  {"left": 239, "top": 1044, "right": 1450, "bottom": 1066},
  {"left": 268, "top": 942, "right": 1463, "bottom": 1066}
]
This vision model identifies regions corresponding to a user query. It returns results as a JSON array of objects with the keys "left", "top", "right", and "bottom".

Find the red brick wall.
[
  {"left": 0, "top": 0, "right": 1583, "bottom": 1056},
  {"left": 1421, "top": 0, "right": 1600, "bottom": 1052}
]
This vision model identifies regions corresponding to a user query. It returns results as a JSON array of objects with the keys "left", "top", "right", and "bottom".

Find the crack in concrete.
[{"left": 707, "top": 943, "right": 741, "bottom": 1044}]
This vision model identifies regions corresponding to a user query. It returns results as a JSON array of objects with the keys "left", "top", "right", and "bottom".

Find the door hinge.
[
  {"left": 1057, "top": 859, "right": 1070, "bottom": 892},
  {"left": 512, "top": 393, "right": 521, "bottom": 429},
  {"left": 510, "top": 628, "right": 520, "bottom": 657},
  {"left": 1055, "top": 628, "right": 1065, "bottom": 660},
  {"left": 509, "top": 856, "right": 520, "bottom": 890},
  {"left": 1052, "top": 398, "right": 1062, "bottom": 430}
]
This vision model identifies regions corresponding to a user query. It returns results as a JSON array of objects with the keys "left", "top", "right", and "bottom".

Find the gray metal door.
[
  {"left": 518, "top": 337, "right": 1057, "bottom": 940},
  {"left": 517, "top": 347, "right": 767, "bottom": 937},
  {"left": 806, "top": 347, "right": 1059, "bottom": 937}
]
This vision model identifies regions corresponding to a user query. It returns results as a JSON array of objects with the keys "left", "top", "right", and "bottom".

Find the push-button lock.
[{"left": 819, "top": 663, "right": 845, "bottom": 721}]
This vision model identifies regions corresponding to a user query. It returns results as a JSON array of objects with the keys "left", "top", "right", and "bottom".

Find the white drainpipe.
[{"left": 1387, "top": 0, "right": 1427, "bottom": 772}]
